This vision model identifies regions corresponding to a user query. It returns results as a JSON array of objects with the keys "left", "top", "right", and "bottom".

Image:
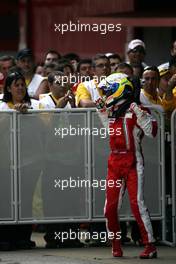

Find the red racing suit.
[{"left": 104, "top": 104, "right": 157, "bottom": 245}]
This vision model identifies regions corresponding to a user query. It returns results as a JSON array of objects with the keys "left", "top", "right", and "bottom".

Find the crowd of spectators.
[{"left": 0, "top": 39, "right": 176, "bottom": 250}]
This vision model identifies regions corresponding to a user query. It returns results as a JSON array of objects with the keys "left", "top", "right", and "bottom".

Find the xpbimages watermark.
[
  {"left": 54, "top": 229, "right": 121, "bottom": 243},
  {"left": 54, "top": 177, "right": 122, "bottom": 191},
  {"left": 54, "top": 74, "right": 106, "bottom": 86},
  {"left": 54, "top": 125, "right": 122, "bottom": 139},
  {"left": 54, "top": 21, "right": 122, "bottom": 35}
]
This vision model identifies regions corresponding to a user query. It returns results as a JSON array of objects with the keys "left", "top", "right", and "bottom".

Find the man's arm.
[{"left": 76, "top": 83, "right": 95, "bottom": 107}]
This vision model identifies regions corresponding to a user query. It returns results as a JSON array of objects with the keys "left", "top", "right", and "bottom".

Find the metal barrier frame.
[
  {"left": 16, "top": 109, "right": 91, "bottom": 223},
  {"left": 171, "top": 109, "right": 176, "bottom": 246},
  {"left": 0, "top": 110, "right": 18, "bottom": 224},
  {"left": 0, "top": 108, "right": 174, "bottom": 247}
]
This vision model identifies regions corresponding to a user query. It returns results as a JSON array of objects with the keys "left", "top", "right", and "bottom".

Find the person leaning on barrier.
[
  {"left": 38, "top": 71, "right": 84, "bottom": 249},
  {"left": 158, "top": 62, "right": 176, "bottom": 105},
  {"left": 140, "top": 65, "right": 176, "bottom": 242},
  {"left": 39, "top": 71, "right": 75, "bottom": 109},
  {"left": 140, "top": 66, "right": 175, "bottom": 112},
  {"left": 0, "top": 71, "right": 38, "bottom": 251},
  {"left": 0, "top": 71, "right": 39, "bottom": 111}
]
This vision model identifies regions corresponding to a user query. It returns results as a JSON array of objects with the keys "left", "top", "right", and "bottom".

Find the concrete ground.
[{"left": 0, "top": 232, "right": 175, "bottom": 264}]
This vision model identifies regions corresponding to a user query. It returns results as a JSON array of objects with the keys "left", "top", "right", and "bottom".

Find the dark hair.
[
  {"left": 57, "top": 59, "right": 74, "bottom": 73},
  {"left": 143, "top": 65, "right": 160, "bottom": 79},
  {"left": 0, "top": 55, "right": 15, "bottom": 63},
  {"left": 7, "top": 66, "right": 23, "bottom": 75},
  {"left": 45, "top": 49, "right": 61, "bottom": 60},
  {"left": 16, "top": 48, "right": 34, "bottom": 60},
  {"left": 48, "top": 71, "right": 64, "bottom": 84},
  {"left": 63, "top": 53, "right": 80, "bottom": 63},
  {"left": 3, "top": 72, "right": 31, "bottom": 103},
  {"left": 77, "top": 59, "right": 92, "bottom": 72},
  {"left": 92, "top": 54, "right": 109, "bottom": 67},
  {"left": 116, "top": 62, "right": 133, "bottom": 73},
  {"left": 108, "top": 53, "right": 122, "bottom": 62}
]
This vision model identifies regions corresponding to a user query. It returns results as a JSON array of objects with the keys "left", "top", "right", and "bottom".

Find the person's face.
[
  {"left": 0, "top": 60, "right": 13, "bottom": 77},
  {"left": 170, "top": 65, "right": 176, "bottom": 76},
  {"left": 93, "top": 58, "right": 110, "bottom": 78},
  {"left": 43, "top": 67, "right": 53, "bottom": 77},
  {"left": 159, "top": 73, "right": 171, "bottom": 92},
  {"left": 110, "top": 58, "right": 121, "bottom": 73},
  {"left": 45, "top": 53, "right": 58, "bottom": 65},
  {"left": 79, "top": 63, "right": 93, "bottom": 77},
  {"left": 63, "top": 66, "right": 73, "bottom": 76},
  {"left": 171, "top": 41, "right": 176, "bottom": 57},
  {"left": 50, "top": 75, "right": 69, "bottom": 97},
  {"left": 9, "top": 78, "right": 26, "bottom": 102},
  {"left": 142, "top": 70, "right": 159, "bottom": 94},
  {"left": 16, "top": 56, "right": 34, "bottom": 74},
  {"left": 35, "top": 65, "right": 44, "bottom": 76},
  {"left": 128, "top": 46, "right": 145, "bottom": 64}
]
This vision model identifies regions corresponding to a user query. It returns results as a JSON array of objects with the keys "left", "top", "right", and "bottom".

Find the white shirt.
[
  {"left": 39, "top": 93, "right": 72, "bottom": 109},
  {"left": 0, "top": 99, "right": 39, "bottom": 110},
  {"left": 27, "top": 74, "right": 45, "bottom": 97}
]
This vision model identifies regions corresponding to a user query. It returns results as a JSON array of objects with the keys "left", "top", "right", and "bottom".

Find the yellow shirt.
[
  {"left": 76, "top": 79, "right": 103, "bottom": 106},
  {"left": 140, "top": 89, "right": 175, "bottom": 112}
]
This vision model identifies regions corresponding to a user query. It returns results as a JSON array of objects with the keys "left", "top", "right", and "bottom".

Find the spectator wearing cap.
[
  {"left": 158, "top": 63, "right": 171, "bottom": 99},
  {"left": 140, "top": 66, "right": 175, "bottom": 112},
  {"left": 158, "top": 62, "right": 176, "bottom": 106},
  {"left": 127, "top": 39, "right": 147, "bottom": 68},
  {"left": 16, "top": 48, "right": 49, "bottom": 99}
]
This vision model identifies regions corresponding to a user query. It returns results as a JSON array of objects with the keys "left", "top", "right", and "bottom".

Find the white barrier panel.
[
  {"left": 171, "top": 109, "right": 176, "bottom": 245},
  {"left": 0, "top": 111, "right": 16, "bottom": 222},
  {"left": 0, "top": 109, "right": 165, "bottom": 225},
  {"left": 17, "top": 110, "right": 89, "bottom": 221}
]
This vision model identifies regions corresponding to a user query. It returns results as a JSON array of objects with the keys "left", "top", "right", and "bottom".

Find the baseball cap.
[
  {"left": 127, "top": 39, "right": 145, "bottom": 53},
  {"left": 16, "top": 48, "right": 33, "bottom": 60},
  {"left": 158, "top": 62, "right": 170, "bottom": 77}
]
